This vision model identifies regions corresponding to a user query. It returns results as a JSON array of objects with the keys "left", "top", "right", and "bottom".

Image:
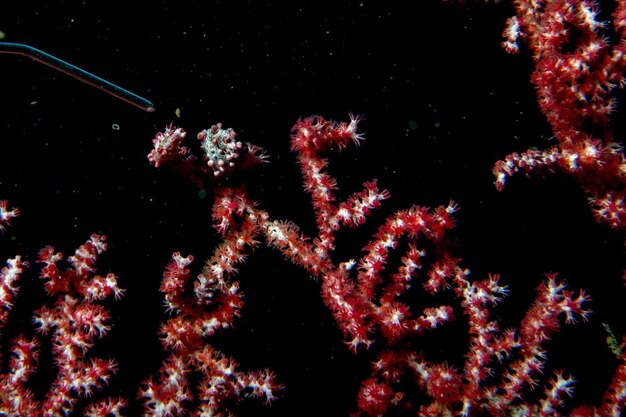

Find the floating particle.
[
  {"left": 112, "top": 123, "right": 120, "bottom": 131},
  {"left": 175, "top": 108, "right": 181, "bottom": 118}
]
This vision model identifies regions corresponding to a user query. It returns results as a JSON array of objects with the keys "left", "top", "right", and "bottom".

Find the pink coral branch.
[
  {"left": 141, "top": 239, "right": 281, "bottom": 416},
  {"left": 491, "top": 0, "right": 626, "bottom": 238},
  {"left": 0, "top": 234, "right": 124, "bottom": 417}
]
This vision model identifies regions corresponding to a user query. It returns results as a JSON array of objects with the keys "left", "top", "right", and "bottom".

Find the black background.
[{"left": 0, "top": 1, "right": 625, "bottom": 416}]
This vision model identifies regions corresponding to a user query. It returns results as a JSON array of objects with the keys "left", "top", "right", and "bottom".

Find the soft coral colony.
[
  {"left": 146, "top": 0, "right": 626, "bottom": 413},
  {"left": 2, "top": 1, "right": 626, "bottom": 416},
  {"left": 147, "top": 112, "right": 623, "bottom": 416}
]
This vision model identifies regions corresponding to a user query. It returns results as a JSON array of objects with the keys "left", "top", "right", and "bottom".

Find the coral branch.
[{"left": 0, "top": 234, "right": 123, "bottom": 416}]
